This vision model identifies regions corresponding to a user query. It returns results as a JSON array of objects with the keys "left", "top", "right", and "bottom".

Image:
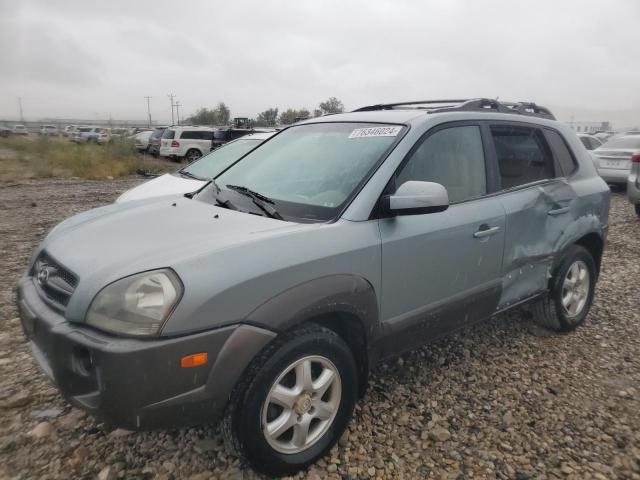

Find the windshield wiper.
[
  {"left": 179, "top": 170, "right": 205, "bottom": 181},
  {"left": 225, "top": 184, "right": 283, "bottom": 220}
]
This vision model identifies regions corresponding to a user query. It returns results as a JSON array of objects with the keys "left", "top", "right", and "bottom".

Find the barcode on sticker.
[{"left": 348, "top": 126, "right": 402, "bottom": 139}]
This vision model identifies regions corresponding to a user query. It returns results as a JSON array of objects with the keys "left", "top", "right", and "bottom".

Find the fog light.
[{"left": 72, "top": 347, "right": 94, "bottom": 376}]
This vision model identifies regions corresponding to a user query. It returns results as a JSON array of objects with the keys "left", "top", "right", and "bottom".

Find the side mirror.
[{"left": 385, "top": 181, "right": 449, "bottom": 215}]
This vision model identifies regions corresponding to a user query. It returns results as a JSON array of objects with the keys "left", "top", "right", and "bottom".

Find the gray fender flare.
[{"left": 244, "top": 274, "right": 379, "bottom": 340}]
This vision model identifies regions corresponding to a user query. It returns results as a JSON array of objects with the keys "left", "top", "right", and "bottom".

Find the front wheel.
[
  {"left": 530, "top": 245, "right": 596, "bottom": 331},
  {"left": 223, "top": 324, "right": 358, "bottom": 476}
]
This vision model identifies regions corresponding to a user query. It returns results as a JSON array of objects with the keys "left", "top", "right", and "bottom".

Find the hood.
[
  {"left": 38, "top": 196, "right": 305, "bottom": 320},
  {"left": 116, "top": 173, "right": 204, "bottom": 203}
]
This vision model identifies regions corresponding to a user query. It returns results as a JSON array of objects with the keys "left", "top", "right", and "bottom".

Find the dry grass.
[{"left": 0, "top": 136, "right": 175, "bottom": 182}]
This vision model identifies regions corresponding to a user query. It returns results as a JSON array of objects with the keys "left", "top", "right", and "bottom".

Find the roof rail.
[{"left": 352, "top": 98, "right": 555, "bottom": 120}]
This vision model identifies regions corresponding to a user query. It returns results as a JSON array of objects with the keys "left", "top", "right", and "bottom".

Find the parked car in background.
[
  {"left": 117, "top": 131, "right": 276, "bottom": 203},
  {"left": 13, "top": 125, "right": 28, "bottom": 135},
  {"left": 160, "top": 125, "right": 215, "bottom": 162},
  {"left": 110, "top": 128, "right": 129, "bottom": 140},
  {"left": 628, "top": 153, "right": 640, "bottom": 218},
  {"left": 0, "top": 126, "right": 11, "bottom": 137},
  {"left": 63, "top": 125, "right": 78, "bottom": 138},
  {"left": 148, "top": 126, "right": 168, "bottom": 156},
  {"left": 18, "top": 99, "right": 609, "bottom": 475},
  {"left": 577, "top": 133, "right": 602, "bottom": 151},
  {"left": 72, "top": 126, "right": 103, "bottom": 143},
  {"left": 133, "top": 130, "right": 153, "bottom": 152},
  {"left": 592, "top": 135, "right": 640, "bottom": 184},
  {"left": 39, "top": 125, "right": 59, "bottom": 136},
  {"left": 211, "top": 127, "right": 259, "bottom": 150},
  {"left": 97, "top": 128, "right": 112, "bottom": 144},
  {"left": 593, "top": 131, "right": 615, "bottom": 143}
]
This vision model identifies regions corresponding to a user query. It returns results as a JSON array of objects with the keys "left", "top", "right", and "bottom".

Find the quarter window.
[
  {"left": 545, "top": 130, "right": 577, "bottom": 176},
  {"left": 396, "top": 125, "right": 487, "bottom": 204},
  {"left": 490, "top": 125, "right": 554, "bottom": 189}
]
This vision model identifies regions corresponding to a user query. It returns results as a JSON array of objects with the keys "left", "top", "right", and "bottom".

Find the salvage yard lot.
[{"left": 0, "top": 179, "right": 639, "bottom": 479}]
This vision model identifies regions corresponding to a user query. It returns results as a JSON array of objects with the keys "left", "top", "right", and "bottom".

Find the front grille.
[{"left": 31, "top": 251, "right": 78, "bottom": 312}]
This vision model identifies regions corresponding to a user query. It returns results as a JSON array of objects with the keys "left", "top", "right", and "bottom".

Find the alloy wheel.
[{"left": 261, "top": 355, "right": 342, "bottom": 454}]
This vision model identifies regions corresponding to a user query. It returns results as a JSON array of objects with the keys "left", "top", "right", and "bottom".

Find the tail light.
[
  {"left": 631, "top": 153, "right": 640, "bottom": 163},
  {"left": 171, "top": 140, "right": 180, "bottom": 148}
]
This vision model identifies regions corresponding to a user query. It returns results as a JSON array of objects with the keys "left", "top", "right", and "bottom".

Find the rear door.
[
  {"left": 378, "top": 122, "right": 506, "bottom": 355},
  {"left": 487, "top": 123, "right": 578, "bottom": 308}
]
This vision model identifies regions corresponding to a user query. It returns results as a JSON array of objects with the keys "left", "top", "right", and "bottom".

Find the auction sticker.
[{"left": 349, "top": 126, "right": 402, "bottom": 139}]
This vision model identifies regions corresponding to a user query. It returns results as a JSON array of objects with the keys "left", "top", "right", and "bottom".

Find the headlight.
[{"left": 86, "top": 269, "right": 183, "bottom": 337}]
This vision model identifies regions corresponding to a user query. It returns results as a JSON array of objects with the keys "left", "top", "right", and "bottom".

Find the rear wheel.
[
  {"left": 530, "top": 245, "right": 596, "bottom": 331},
  {"left": 223, "top": 324, "right": 357, "bottom": 476},
  {"left": 185, "top": 149, "right": 202, "bottom": 163}
]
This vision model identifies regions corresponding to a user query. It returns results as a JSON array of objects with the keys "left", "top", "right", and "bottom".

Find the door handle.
[
  {"left": 548, "top": 206, "right": 570, "bottom": 216},
  {"left": 473, "top": 225, "right": 501, "bottom": 238}
]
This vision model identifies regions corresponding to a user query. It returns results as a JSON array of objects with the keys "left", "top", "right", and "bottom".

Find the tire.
[
  {"left": 530, "top": 245, "right": 596, "bottom": 332},
  {"left": 635, "top": 203, "right": 640, "bottom": 218},
  {"left": 185, "top": 149, "right": 202, "bottom": 163},
  {"left": 223, "top": 324, "right": 358, "bottom": 477}
]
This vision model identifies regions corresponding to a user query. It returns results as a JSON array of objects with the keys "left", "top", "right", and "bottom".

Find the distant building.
[{"left": 566, "top": 120, "right": 611, "bottom": 133}]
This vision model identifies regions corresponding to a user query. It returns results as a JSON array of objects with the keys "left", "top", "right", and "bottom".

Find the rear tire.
[
  {"left": 185, "top": 149, "right": 202, "bottom": 163},
  {"left": 223, "top": 324, "right": 358, "bottom": 476},
  {"left": 530, "top": 245, "right": 596, "bottom": 332}
]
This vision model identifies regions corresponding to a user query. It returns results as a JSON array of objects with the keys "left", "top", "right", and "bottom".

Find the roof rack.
[{"left": 352, "top": 98, "right": 555, "bottom": 120}]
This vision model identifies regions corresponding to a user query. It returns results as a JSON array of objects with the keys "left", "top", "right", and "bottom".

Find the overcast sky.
[{"left": 1, "top": 0, "right": 639, "bottom": 127}]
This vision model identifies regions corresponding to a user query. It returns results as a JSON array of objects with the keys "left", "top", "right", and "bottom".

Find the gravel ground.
[{"left": 0, "top": 179, "right": 639, "bottom": 480}]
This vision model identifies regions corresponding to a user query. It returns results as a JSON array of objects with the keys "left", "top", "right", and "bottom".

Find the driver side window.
[{"left": 396, "top": 125, "right": 487, "bottom": 204}]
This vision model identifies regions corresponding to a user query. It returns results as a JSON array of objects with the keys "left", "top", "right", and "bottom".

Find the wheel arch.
[
  {"left": 573, "top": 231, "right": 604, "bottom": 276},
  {"left": 244, "top": 274, "right": 379, "bottom": 397}
]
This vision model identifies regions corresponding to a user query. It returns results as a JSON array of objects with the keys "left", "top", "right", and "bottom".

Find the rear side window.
[
  {"left": 490, "top": 125, "right": 554, "bottom": 189},
  {"left": 396, "top": 125, "right": 487, "bottom": 203},
  {"left": 180, "top": 130, "right": 213, "bottom": 140},
  {"left": 545, "top": 130, "right": 577, "bottom": 176},
  {"left": 162, "top": 129, "right": 175, "bottom": 139}
]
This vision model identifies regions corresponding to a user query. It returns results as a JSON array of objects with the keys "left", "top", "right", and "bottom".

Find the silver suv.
[{"left": 17, "top": 99, "right": 610, "bottom": 476}]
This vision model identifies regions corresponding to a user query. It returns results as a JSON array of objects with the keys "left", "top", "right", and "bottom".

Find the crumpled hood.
[{"left": 36, "top": 196, "right": 304, "bottom": 321}]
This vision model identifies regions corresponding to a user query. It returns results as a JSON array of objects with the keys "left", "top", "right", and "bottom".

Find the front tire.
[
  {"left": 530, "top": 245, "right": 596, "bottom": 332},
  {"left": 223, "top": 324, "right": 357, "bottom": 476}
]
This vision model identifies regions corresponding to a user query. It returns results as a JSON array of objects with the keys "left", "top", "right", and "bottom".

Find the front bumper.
[{"left": 17, "top": 277, "right": 276, "bottom": 430}]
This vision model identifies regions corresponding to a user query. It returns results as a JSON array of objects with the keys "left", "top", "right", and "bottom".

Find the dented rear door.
[{"left": 487, "top": 123, "right": 578, "bottom": 308}]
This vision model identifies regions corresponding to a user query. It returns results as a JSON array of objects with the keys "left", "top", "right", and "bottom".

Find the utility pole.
[
  {"left": 18, "top": 97, "right": 24, "bottom": 122},
  {"left": 167, "top": 93, "right": 176, "bottom": 125},
  {"left": 175, "top": 102, "right": 182, "bottom": 125},
  {"left": 145, "top": 96, "right": 152, "bottom": 127}
]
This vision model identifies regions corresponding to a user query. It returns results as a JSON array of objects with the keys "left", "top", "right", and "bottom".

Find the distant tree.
[
  {"left": 254, "top": 107, "right": 279, "bottom": 127},
  {"left": 279, "top": 108, "right": 310, "bottom": 125},
  {"left": 317, "top": 97, "right": 344, "bottom": 115},
  {"left": 214, "top": 102, "right": 231, "bottom": 125},
  {"left": 313, "top": 108, "right": 323, "bottom": 118},
  {"left": 185, "top": 102, "right": 231, "bottom": 126}
]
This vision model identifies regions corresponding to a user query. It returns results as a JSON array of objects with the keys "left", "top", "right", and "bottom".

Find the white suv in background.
[{"left": 159, "top": 126, "right": 215, "bottom": 162}]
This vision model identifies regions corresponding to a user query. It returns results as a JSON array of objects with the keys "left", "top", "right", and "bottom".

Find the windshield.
[
  {"left": 213, "top": 122, "right": 404, "bottom": 221},
  {"left": 601, "top": 136, "right": 640, "bottom": 149},
  {"left": 182, "top": 138, "right": 263, "bottom": 179}
]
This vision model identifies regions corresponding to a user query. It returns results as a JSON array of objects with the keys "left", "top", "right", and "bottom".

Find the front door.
[{"left": 378, "top": 123, "right": 506, "bottom": 356}]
